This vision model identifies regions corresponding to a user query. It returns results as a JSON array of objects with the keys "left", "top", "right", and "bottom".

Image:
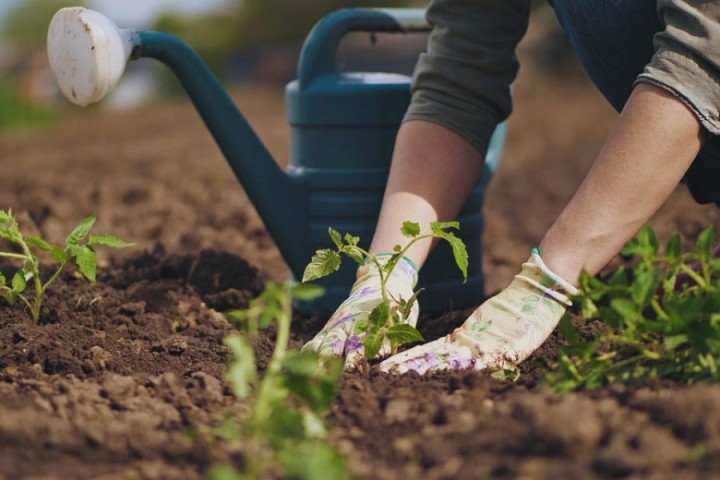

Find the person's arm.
[
  {"left": 540, "top": 83, "right": 704, "bottom": 284},
  {"left": 371, "top": 0, "right": 531, "bottom": 265},
  {"left": 541, "top": 0, "right": 720, "bottom": 281}
]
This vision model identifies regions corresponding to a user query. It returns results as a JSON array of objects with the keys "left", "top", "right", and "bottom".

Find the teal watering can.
[{"left": 47, "top": 7, "right": 506, "bottom": 314}]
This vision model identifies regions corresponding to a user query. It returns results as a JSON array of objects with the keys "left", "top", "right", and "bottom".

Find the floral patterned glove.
[
  {"left": 379, "top": 248, "right": 578, "bottom": 375},
  {"left": 302, "top": 254, "right": 419, "bottom": 369}
]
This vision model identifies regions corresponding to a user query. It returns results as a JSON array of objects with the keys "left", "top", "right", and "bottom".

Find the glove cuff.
[{"left": 521, "top": 248, "right": 579, "bottom": 306}]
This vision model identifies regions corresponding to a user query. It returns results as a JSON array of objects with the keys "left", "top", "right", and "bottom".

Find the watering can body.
[{"left": 47, "top": 7, "right": 506, "bottom": 315}]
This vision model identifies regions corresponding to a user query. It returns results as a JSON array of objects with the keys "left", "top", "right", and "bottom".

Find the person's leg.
[{"left": 550, "top": 0, "right": 661, "bottom": 112}]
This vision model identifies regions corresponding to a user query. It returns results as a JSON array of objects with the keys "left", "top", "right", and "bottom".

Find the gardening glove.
[
  {"left": 379, "top": 248, "right": 578, "bottom": 375},
  {"left": 302, "top": 254, "right": 419, "bottom": 369}
]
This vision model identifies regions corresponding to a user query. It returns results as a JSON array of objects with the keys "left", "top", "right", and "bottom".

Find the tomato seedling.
[
  {"left": 545, "top": 225, "right": 720, "bottom": 391},
  {"left": 302, "top": 220, "right": 468, "bottom": 359},
  {"left": 0, "top": 209, "right": 133, "bottom": 321},
  {"left": 210, "top": 282, "right": 349, "bottom": 480}
]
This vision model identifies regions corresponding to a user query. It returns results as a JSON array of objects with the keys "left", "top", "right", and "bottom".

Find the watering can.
[{"left": 47, "top": 7, "right": 506, "bottom": 314}]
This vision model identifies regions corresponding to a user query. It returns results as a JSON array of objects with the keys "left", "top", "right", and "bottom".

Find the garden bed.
[{"left": 2, "top": 33, "right": 720, "bottom": 479}]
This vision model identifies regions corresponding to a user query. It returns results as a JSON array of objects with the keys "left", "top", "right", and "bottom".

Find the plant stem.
[
  {"left": 268, "top": 286, "right": 291, "bottom": 376},
  {"left": 252, "top": 285, "right": 292, "bottom": 430},
  {"left": 15, "top": 237, "right": 46, "bottom": 322},
  {"left": 33, "top": 258, "right": 69, "bottom": 320},
  {"left": 679, "top": 263, "right": 706, "bottom": 289},
  {"left": 0, "top": 252, "right": 29, "bottom": 261}
]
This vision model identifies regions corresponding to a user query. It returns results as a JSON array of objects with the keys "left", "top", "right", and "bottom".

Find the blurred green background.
[{"left": 0, "top": 0, "right": 568, "bottom": 132}]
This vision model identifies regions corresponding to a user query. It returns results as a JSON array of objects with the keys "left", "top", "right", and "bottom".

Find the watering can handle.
[{"left": 297, "top": 8, "right": 430, "bottom": 87}]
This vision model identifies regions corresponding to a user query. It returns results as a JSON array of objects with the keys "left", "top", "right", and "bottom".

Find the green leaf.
[
  {"left": 341, "top": 245, "right": 365, "bottom": 265},
  {"left": 557, "top": 314, "right": 583, "bottom": 345},
  {"left": 65, "top": 214, "right": 96, "bottom": 246},
  {"left": 75, "top": 245, "right": 97, "bottom": 282},
  {"left": 5, "top": 289, "right": 17, "bottom": 305},
  {"left": 696, "top": 226, "right": 715, "bottom": 261},
  {"left": 25, "top": 236, "right": 53, "bottom": 252},
  {"left": 292, "top": 283, "right": 325, "bottom": 301},
  {"left": 610, "top": 298, "right": 642, "bottom": 324},
  {"left": 431, "top": 228, "right": 468, "bottom": 281},
  {"left": 630, "top": 270, "right": 660, "bottom": 309},
  {"left": 329, "top": 228, "right": 343, "bottom": 249},
  {"left": 401, "top": 221, "right": 420, "bottom": 238},
  {"left": 622, "top": 226, "right": 658, "bottom": 260},
  {"left": 666, "top": 233, "right": 682, "bottom": 262},
  {"left": 264, "top": 402, "right": 306, "bottom": 441},
  {"left": 386, "top": 324, "right": 424, "bottom": 345},
  {"left": 639, "top": 226, "right": 659, "bottom": 256},
  {"left": 205, "top": 464, "right": 244, "bottom": 480},
  {"left": 430, "top": 220, "right": 460, "bottom": 233},
  {"left": 368, "top": 301, "right": 390, "bottom": 329},
  {"left": 277, "top": 441, "right": 350, "bottom": 480},
  {"left": 302, "top": 249, "right": 341, "bottom": 282},
  {"left": 0, "top": 209, "right": 13, "bottom": 223},
  {"left": 224, "top": 334, "right": 256, "bottom": 399},
  {"left": 343, "top": 233, "right": 360, "bottom": 246},
  {"left": 88, "top": 233, "right": 135, "bottom": 248},
  {"left": 0, "top": 272, "right": 5, "bottom": 287},
  {"left": 0, "top": 210, "right": 20, "bottom": 243},
  {"left": 11, "top": 271, "right": 26, "bottom": 293},
  {"left": 51, "top": 247, "right": 69, "bottom": 264},
  {"left": 282, "top": 350, "right": 342, "bottom": 413},
  {"left": 364, "top": 333, "right": 384, "bottom": 360}
]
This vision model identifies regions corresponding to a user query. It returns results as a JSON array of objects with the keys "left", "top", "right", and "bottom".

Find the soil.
[{"left": 2, "top": 18, "right": 720, "bottom": 480}]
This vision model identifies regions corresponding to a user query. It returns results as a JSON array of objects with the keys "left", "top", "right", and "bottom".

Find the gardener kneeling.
[{"left": 304, "top": 0, "right": 720, "bottom": 373}]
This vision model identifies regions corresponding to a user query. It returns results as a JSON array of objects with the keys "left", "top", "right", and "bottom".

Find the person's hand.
[
  {"left": 302, "top": 255, "right": 419, "bottom": 369},
  {"left": 379, "top": 248, "right": 577, "bottom": 374}
]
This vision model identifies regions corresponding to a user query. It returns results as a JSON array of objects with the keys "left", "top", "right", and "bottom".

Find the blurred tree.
[
  {"left": 0, "top": 0, "right": 82, "bottom": 130},
  {"left": 1, "top": 0, "right": 87, "bottom": 50}
]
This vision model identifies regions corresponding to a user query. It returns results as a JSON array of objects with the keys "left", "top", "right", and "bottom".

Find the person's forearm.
[
  {"left": 370, "top": 120, "right": 485, "bottom": 266},
  {"left": 540, "top": 83, "right": 706, "bottom": 284}
]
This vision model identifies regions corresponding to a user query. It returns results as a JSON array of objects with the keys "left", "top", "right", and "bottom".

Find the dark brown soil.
[{"left": 2, "top": 18, "right": 720, "bottom": 480}]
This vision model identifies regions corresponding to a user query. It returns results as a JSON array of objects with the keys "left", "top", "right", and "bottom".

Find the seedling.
[
  {"left": 209, "top": 282, "right": 348, "bottom": 480},
  {"left": 544, "top": 225, "right": 720, "bottom": 392},
  {"left": 302, "top": 221, "right": 468, "bottom": 359},
  {"left": 0, "top": 209, "right": 133, "bottom": 321}
]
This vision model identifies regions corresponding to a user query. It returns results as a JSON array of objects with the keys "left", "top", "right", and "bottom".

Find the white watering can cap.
[{"left": 47, "top": 7, "right": 137, "bottom": 106}]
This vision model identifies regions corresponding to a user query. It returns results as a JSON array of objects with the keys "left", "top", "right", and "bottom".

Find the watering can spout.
[{"left": 47, "top": 7, "right": 307, "bottom": 277}]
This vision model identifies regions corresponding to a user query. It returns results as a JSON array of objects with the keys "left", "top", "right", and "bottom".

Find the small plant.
[
  {"left": 209, "top": 282, "right": 349, "bottom": 480},
  {"left": 302, "top": 221, "right": 468, "bottom": 359},
  {"left": 544, "top": 225, "right": 720, "bottom": 392},
  {"left": 0, "top": 209, "right": 133, "bottom": 321}
]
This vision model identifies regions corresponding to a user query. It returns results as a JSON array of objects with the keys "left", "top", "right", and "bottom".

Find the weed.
[
  {"left": 544, "top": 226, "right": 720, "bottom": 392},
  {"left": 0, "top": 209, "right": 133, "bottom": 321},
  {"left": 210, "top": 282, "right": 349, "bottom": 480},
  {"left": 302, "top": 221, "right": 468, "bottom": 359}
]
